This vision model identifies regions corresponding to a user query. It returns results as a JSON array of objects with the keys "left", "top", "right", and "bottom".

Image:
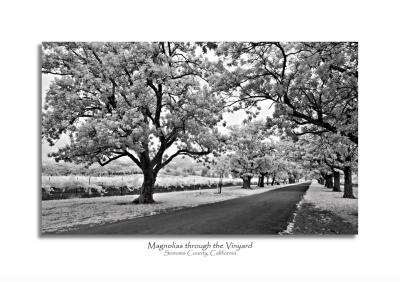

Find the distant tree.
[
  {"left": 212, "top": 155, "right": 231, "bottom": 193},
  {"left": 227, "top": 122, "right": 268, "bottom": 188},
  {"left": 201, "top": 167, "right": 209, "bottom": 177},
  {"left": 263, "top": 140, "right": 298, "bottom": 185},
  {"left": 255, "top": 155, "right": 273, "bottom": 187},
  {"left": 42, "top": 42, "right": 224, "bottom": 204},
  {"left": 269, "top": 159, "right": 288, "bottom": 185},
  {"left": 172, "top": 169, "right": 182, "bottom": 176},
  {"left": 183, "top": 167, "right": 196, "bottom": 175}
]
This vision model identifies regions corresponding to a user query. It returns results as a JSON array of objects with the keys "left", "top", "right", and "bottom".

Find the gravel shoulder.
[
  {"left": 288, "top": 181, "right": 358, "bottom": 235},
  {"left": 42, "top": 183, "right": 300, "bottom": 233}
]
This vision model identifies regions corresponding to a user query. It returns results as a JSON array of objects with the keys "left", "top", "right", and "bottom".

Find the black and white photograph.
[
  {"left": 41, "top": 42, "right": 358, "bottom": 235},
  {"left": 3, "top": 0, "right": 400, "bottom": 281}
]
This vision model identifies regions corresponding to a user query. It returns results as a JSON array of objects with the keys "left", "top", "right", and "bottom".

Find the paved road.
[{"left": 63, "top": 182, "right": 311, "bottom": 235}]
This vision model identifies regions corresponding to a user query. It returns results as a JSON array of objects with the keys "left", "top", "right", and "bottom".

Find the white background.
[{"left": 1, "top": 0, "right": 400, "bottom": 281}]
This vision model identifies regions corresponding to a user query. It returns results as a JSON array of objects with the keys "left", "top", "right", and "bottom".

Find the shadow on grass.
[{"left": 292, "top": 202, "right": 358, "bottom": 235}]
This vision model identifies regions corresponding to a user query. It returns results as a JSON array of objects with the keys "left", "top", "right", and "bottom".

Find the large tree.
[
  {"left": 214, "top": 42, "right": 358, "bottom": 145},
  {"left": 42, "top": 42, "right": 224, "bottom": 204}
]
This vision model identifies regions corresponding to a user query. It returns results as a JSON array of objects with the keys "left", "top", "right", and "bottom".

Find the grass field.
[{"left": 42, "top": 174, "right": 249, "bottom": 189}]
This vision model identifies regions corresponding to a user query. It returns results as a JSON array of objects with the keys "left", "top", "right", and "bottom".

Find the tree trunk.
[
  {"left": 271, "top": 175, "right": 276, "bottom": 186},
  {"left": 343, "top": 166, "right": 355, "bottom": 198},
  {"left": 324, "top": 176, "right": 329, "bottom": 187},
  {"left": 333, "top": 170, "right": 341, "bottom": 192},
  {"left": 326, "top": 174, "right": 333, "bottom": 188},
  {"left": 242, "top": 176, "right": 251, "bottom": 189},
  {"left": 258, "top": 174, "right": 265, "bottom": 187},
  {"left": 266, "top": 174, "right": 270, "bottom": 185},
  {"left": 218, "top": 174, "right": 223, "bottom": 194},
  {"left": 133, "top": 169, "right": 156, "bottom": 204}
]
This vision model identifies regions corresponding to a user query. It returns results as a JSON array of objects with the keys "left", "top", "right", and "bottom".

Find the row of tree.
[
  {"left": 298, "top": 133, "right": 358, "bottom": 198},
  {"left": 212, "top": 121, "right": 305, "bottom": 191},
  {"left": 213, "top": 42, "right": 358, "bottom": 198},
  {"left": 42, "top": 42, "right": 357, "bottom": 203}
]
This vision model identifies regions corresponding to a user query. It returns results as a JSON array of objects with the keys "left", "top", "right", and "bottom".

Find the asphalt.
[{"left": 61, "top": 182, "right": 311, "bottom": 235}]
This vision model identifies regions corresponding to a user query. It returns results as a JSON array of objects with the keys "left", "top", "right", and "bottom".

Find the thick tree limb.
[{"left": 125, "top": 151, "right": 142, "bottom": 169}]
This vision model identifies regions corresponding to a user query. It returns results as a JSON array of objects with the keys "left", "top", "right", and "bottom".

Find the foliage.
[
  {"left": 211, "top": 154, "right": 232, "bottom": 177},
  {"left": 226, "top": 121, "right": 269, "bottom": 179},
  {"left": 213, "top": 42, "right": 358, "bottom": 145},
  {"left": 42, "top": 42, "right": 228, "bottom": 202},
  {"left": 41, "top": 41, "right": 358, "bottom": 200},
  {"left": 42, "top": 42, "right": 224, "bottom": 170}
]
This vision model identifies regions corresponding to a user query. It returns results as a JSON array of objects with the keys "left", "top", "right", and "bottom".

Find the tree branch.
[
  {"left": 155, "top": 148, "right": 211, "bottom": 172},
  {"left": 98, "top": 153, "right": 127, "bottom": 166},
  {"left": 125, "top": 151, "right": 142, "bottom": 169}
]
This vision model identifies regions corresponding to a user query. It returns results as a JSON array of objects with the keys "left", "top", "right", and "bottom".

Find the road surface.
[{"left": 61, "top": 182, "right": 311, "bottom": 235}]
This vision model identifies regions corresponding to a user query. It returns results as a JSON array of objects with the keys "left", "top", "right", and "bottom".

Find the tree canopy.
[
  {"left": 42, "top": 41, "right": 358, "bottom": 202},
  {"left": 214, "top": 42, "right": 358, "bottom": 144},
  {"left": 42, "top": 42, "right": 225, "bottom": 203}
]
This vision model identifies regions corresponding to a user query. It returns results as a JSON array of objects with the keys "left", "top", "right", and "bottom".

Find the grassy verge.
[
  {"left": 291, "top": 202, "right": 357, "bottom": 234},
  {"left": 287, "top": 181, "right": 358, "bottom": 235}
]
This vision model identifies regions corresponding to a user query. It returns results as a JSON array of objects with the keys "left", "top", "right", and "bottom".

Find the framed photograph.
[{"left": 41, "top": 42, "right": 358, "bottom": 235}]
